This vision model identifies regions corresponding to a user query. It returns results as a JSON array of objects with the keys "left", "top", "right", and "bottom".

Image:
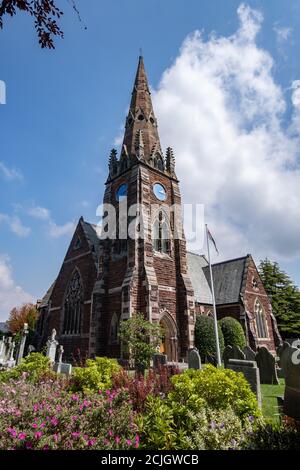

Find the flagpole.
[{"left": 205, "top": 224, "right": 222, "bottom": 367}]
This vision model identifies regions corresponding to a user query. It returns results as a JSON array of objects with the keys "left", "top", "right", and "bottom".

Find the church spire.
[{"left": 122, "top": 56, "right": 162, "bottom": 162}]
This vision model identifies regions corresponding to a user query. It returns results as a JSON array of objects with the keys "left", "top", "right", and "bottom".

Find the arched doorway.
[{"left": 159, "top": 310, "right": 178, "bottom": 362}]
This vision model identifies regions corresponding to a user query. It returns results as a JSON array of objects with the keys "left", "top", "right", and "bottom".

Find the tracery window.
[
  {"left": 63, "top": 270, "right": 83, "bottom": 335},
  {"left": 254, "top": 299, "right": 268, "bottom": 338},
  {"left": 153, "top": 211, "right": 170, "bottom": 254}
]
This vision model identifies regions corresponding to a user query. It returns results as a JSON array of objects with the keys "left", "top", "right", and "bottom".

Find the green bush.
[
  {"left": 0, "top": 353, "right": 52, "bottom": 383},
  {"left": 243, "top": 421, "right": 300, "bottom": 450},
  {"left": 70, "top": 357, "right": 121, "bottom": 394},
  {"left": 170, "top": 366, "right": 261, "bottom": 421},
  {"left": 194, "top": 315, "right": 225, "bottom": 363},
  {"left": 138, "top": 365, "right": 261, "bottom": 449},
  {"left": 219, "top": 316, "right": 246, "bottom": 349}
]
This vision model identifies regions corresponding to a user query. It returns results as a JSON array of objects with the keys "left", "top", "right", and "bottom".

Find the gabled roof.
[
  {"left": 39, "top": 281, "right": 56, "bottom": 308},
  {"left": 186, "top": 252, "right": 212, "bottom": 304},
  {"left": 204, "top": 256, "right": 248, "bottom": 305},
  {"left": 187, "top": 252, "right": 249, "bottom": 306}
]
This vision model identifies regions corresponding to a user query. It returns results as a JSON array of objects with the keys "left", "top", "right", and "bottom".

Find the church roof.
[
  {"left": 187, "top": 252, "right": 212, "bottom": 305},
  {"left": 39, "top": 281, "right": 56, "bottom": 308},
  {"left": 187, "top": 252, "right": 248, "bottom": 306}
]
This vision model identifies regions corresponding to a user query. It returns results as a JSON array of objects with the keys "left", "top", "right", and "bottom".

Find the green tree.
[
  {"left": 258, "top": 258, "right": 300, "bottom": 338},
  {"left": 119, "top": 313, "right": 163, "bottom": 372},
  {"left": 194, "top": 315, "right": 225, "bottom": 364},
  {"left": 219, "top": 317, "right": 246, "bottom": 350}
]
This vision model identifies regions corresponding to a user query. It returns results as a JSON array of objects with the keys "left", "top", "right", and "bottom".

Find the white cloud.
[
  {"left": 153, "top": 3, "right": 300, "bottom": 263},
  {"left": 273, "top": 25, "right": 292, "bottom": 43},
  {"left": 0, "top": 255, "right": 34, "bottom": 321},
  {"left": 0, "top": 213, "right": 31, "bottom": 238},
  {"left": 48, "top": 221, "right": 76, "bottom": 238},
  {"left": 28, "top": 206, "right": 51, "bottom": 220},
  {"left": 27, "top": 205, "right": 75, "bottom": 238},
  {"left": 0, "top": 161, "right": 23, "bottom": 181}
]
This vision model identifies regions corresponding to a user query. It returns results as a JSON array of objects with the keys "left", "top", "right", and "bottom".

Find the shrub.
[
  {"left": 194, "top": 315, "right": 225, "bottom": 363},
  {"left": 0, "top": 376, "right": 139, "bottom": 450},
  {"left": 219, "top": 316, "right": 246, "bottom": 349},
  {"left": 112, "top": 365, "right": 179, "bottom": 412},
  {"left": 119, "top": 313, "right": 163, "bottom": 372},
  {"left": 185, "top": 407, "right": 253, "bottom": 450},
  {"left": 69, "top": 357, "right": 121, "bottom": 394},
  {"left": 170, "top": 366, "right": 261, "bottom": 421},
  {"left": 243, "top": 421, "right": 300, "bottom": 450},
  {"left": 0, "top": 353, "right": 53, "bottom": 383}
]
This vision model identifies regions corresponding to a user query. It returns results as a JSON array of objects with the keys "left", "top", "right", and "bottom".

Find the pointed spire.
[
  {"left": 166, "top": 147, "right": 176, "bottom": 176},
  {"left": 108, "top": 148, "right": 118, "bottom": 177},
  {"left": 122, "top": 56, "right": 161, "bottom": 162}
]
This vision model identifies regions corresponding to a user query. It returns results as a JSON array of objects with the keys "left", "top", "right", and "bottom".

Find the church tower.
[{"left": 89, "top": 57, "right": 195, "bottom": 361}]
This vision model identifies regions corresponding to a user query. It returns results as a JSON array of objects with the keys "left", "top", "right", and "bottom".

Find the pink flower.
[
  {"left": 71, "top": 394, "right": 79, "bottom": 402},
  {"left": 18, "top": 432, "right": 26, "bottom": 440},
  {"left": 108, "top": 408, "right": 113, "bottom": 415},
  {"left": 103, "top": 439, "right": 109, "bottom": 445},
  {"left": 25, "top": 441, "right": 33, "bottom": 449},
  {"left": 33, "top": 404, "right": 39, "bottom": 412},
  {"left": 7, "top": 427, "right": 17, "bottom": 438},
  {"left": 71, "top": 415, "right": 78, "bottom": 421},
  {"left": 87, "top": 439, "right": 96, "bottom": 447},
  {"left": 51, "top": 417, "right": 58, "bottom": 426},
  {"left": 108, "top": 430, "right": 113, "bottom": 437},
  {"left": 40, "top": 422, "right": 46, "bottom": 429},
  {"left": 53, "top": 434, "right": 59, "bottom": 442},
  {"left": 115, "top": 436, "right": 121, "bottom": 444},
  {"left": 34, "top": 431, "right": 43, "bottom": 439},
  {"left": 126, "top": 439, "right": 132, "bottom": 446},
  {"left": 135, "top": 435, "right": 140, "bottom": 444},
  {"left": 32, "top": 423, "right": 38, "bottom": 429},
  {"left": 71, "top": 432, "right": 81, "bottom": 439}
]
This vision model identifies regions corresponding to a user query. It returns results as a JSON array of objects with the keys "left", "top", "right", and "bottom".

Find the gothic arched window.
[
  {"left": 109, "top": 313, "right": 119, "bottom": 343},
  {"left": 254, "top": 299, "right": 268, "bottom": 338},
  {"left": 153, "top": 211, "right": 170, "bottom": 254},
  {"left": 63, "top": 270, "right": 83, "bottom": 335}
]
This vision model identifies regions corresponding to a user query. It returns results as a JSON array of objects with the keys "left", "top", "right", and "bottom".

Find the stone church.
[{"left": 36, "top": 57, "right": 281, "bottom": 361}]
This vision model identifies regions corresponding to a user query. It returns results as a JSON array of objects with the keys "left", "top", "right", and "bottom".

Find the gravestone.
[
  {"left": 153, "top": 354, "right": 167, "bottom": 371},
  {"left": 188, "top": 348, "right": 202, "bottom": 370},
  {"left": 223, "top": 344, "right": 245, "bottom": 367},
  {"left": 228, "top": 359, "right": 261, "bottom": 408},
  {"left": 53, "top": 362, "right": 72, "bottom": 376},
  {"left": 46, "top": 329, "right": 58, "bottom": 363},
  {"left": 6, "top": 341, "right": 16, "bottom": 368},
  {"left": 28, "top": 345, "right": 36, "bottom": 354},
  {"left": 255, "top": 346, "right": 279, "bottom": 385},
  {"left": 16, "top": 323, "right": 29, "bottom": 365},
  {"left": 283, "top": 345, "right": 300, "bottom": 420},
  {"left": 244, "top": 346, "right": 256, "bottom": 362}
]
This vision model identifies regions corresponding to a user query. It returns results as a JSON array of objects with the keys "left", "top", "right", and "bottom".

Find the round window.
[
  {"left": 116, "top": 183, "right": 128, "bottom": 201},
  {"left": 153, "top": 183, "right": 166, "bottom": 201}
]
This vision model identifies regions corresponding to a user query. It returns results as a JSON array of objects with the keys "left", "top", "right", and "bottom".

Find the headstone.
[
  {"left": 188, "top": 348, "right": 202, "bottom": 370},
  {"left": 16, "top": 323, "right": 29, "bottom": 365},
  {"left": 28, "top": 345, "right": 36, "bottom": 354},
  {"left": 244, "top": 346, "right": 256, "bottom": 361},
  {"left": 255, "top": 346, "right": 279, "bottom": 385},
  {"left": 53, "top": 362, "right": 72, "bottom": 376},
  {"left": 153, "top": 354, "right": 167, "bottom": 371},
  {"left": 58, "top": 345, "right": 64, "bottom": 363},
  {"left": 6, "top": 341, "right": 16, "bottom": 368},
  {"left": 46, "top": 329, "right": 58, "bottom": 363},
  {"left": 282, "top": 345, "right": 300, "bottom": 420},
  {"left": 277, "top": 341, "right": 290, "bottom": 370},
  {"left": 228, "top": 359, "right": 261, "bottom": 408},
  {"left": 223, "top": 344, "right": 245, "bottom": 367}
]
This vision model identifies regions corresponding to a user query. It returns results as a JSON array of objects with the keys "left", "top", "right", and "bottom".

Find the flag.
[{"left": 207, "top": 227, "right": 219, "bottom": 255}]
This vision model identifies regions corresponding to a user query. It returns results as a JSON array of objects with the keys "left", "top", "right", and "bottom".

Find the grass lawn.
[{"left": 261, "top": 378, "right": 285, "bottom": 423}]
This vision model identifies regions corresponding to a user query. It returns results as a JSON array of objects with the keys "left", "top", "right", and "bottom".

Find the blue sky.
[{"left": 0, "top": 0, "right": 300, "bottom": 320}]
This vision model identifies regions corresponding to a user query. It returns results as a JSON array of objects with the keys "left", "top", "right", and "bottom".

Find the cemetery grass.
[{"left": 261, "top": 378, "right": 285, "bottom": 423}]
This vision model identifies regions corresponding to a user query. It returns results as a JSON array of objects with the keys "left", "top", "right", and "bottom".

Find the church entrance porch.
[{"left": 159, "top": 312, "right": 178, "bottom": 362}]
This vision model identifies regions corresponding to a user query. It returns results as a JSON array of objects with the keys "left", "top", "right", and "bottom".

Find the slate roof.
[
  {"left": 186, "top": 252, "right": 212, "bottom": 304},
  {"left": 187, "top": 252, "right": 248, "bottom": 306},
  {"left": 39, "top": 281, "right": 56, "bottom": 308}
]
